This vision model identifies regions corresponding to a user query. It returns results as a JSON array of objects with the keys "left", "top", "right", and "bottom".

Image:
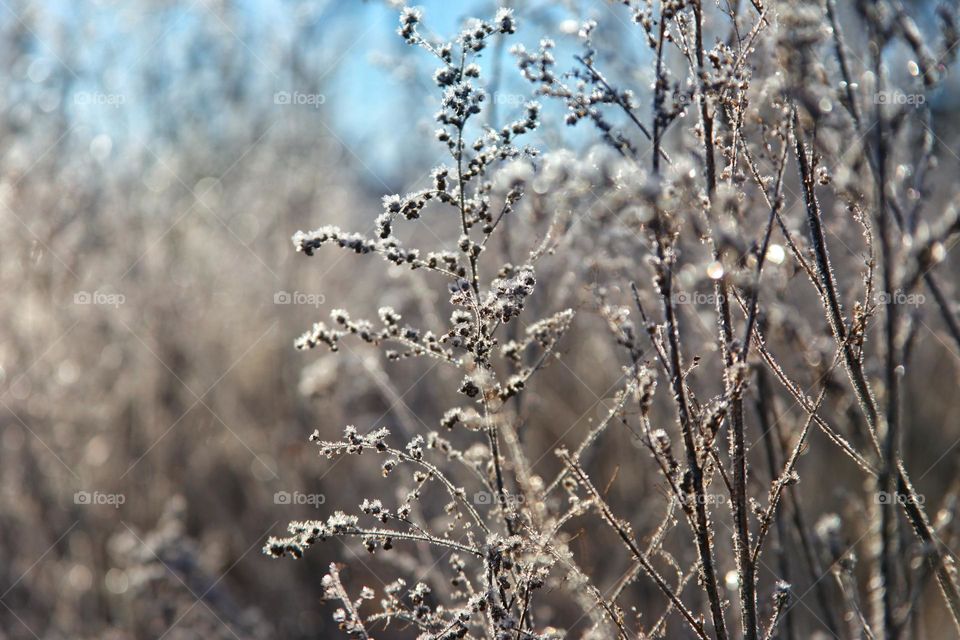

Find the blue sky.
[
  {"left": 8, "top": 0, "right": 957, "bottom": 187},
  {"left": 5, "top": 0, "right": 618, "bottom": 182}
]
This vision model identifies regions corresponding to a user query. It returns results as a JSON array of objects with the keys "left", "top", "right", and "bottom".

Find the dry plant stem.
[
  {"left": 898, "top": 549, "right": 937, "bottom": 635},
  {"left": 827, "top": 0, "right": 960, "bottom": 357},
  {"left": 384, "top": 445, "right": 490, "bottom": 534},
  {"left": 824, "top": 0, "right": 863, "bottom": 131},
  {"left": 775, "top": 432, "right": 844, "bottom": 634},
  {"left": 535, "top": 541, "right": 631, "bottom": 639},
  {"left": 788, "top": 493, "right": 842, "bottom": 637},
  {"left": 895, "top": 465, "right": 960, "bottom": 634},
  {"left": 793, "top": 116, "right": 880, "bottom": 430},
  {"left": 573, "top": 55, "right": 675, "bottom": 168},
  {"left": 647, "top": 567, "right": 698, "bottom": 638},
  {"left": 844, "top": 79, "right": 960, "bottom": 640},
  {"left": 834, "top": 570, "right": 878, "bottom": 640},
  {"left": 747, "top": 324, "right": 851, "bottom": 636},
  {"left": 745, "top": 246, "right": 959, "bottom": 636},
  {"left": 662, "top": 5, "right": 756, "bottom": 637},
  {"left": 543, "top": 379, "right": 636, "bottom": 495},
  {"left": 740, "top": 135, "right": 789, "bottom": 355},
  {"left": 925, "top": 275, "right": 960, "bottom": 352},
  {"left": 486, "top": 2, "right": 508, "bottom": 131},
  {"left": 367, "top": 612, "right": 479, "bottom": 640},
  {"left": 619, "top": 298, "right": 703, "bottom": 540},
  {"left": 359, "top": 527, "right": 480, "bottom": 557},
  {"left": 751, "top": 387, "right": 826, "bottom": 565},
  {"left": 558, "top": 449, "right": 709, "bottom": 640},
  {"left": 738, "top": 139, "right": 822, "bottom": 290},
  {"left": 483, "top": 411, "right": 513, "bottom": 537},
  {"left": 693, "top": 1, "right": 754, "bottom": 633},
  {"left": 762, "top": 592, "right": 789, "bottom": 640},
  {"left": 743, "top": 309, "right": 874, "bottom": 475},
  {"left": 872, "top": 35, "right": 900, "bottom": 640},
  {"left": 519, "top": 507, "right": 625, "bottom": 635},
  {"left": 497, "top": 412, "right": 540, "bottom": 527},
  {"left": 794, "top": 114, "right": 960, "bottom": 634},
  {"left": 749, "top": 309, "right": 957, "bottom": 632},
  {"left": 652, "top": 16, "right": 668, "bottom": 175},
  {"left": 325, "top": 563, "right": 372, "bottom": 640},
  {"left": 635, "top": 415, "right": 697, "bottom": 533},
  {"left": 453, "top": 47, "right": 481, "bottom": 299},
  {"left": 693, "top": 1, "right": 718, "bottom": 198},
  {"left": 655, "top": 234, "right": 729, "bottom": 640},
  {"left": 575, "top": 58, "right": 649, "bottom": 141},
  {"left": 755, "top": 371, "right": 795, "bottom": 640},
  {"left": 609, "top": 501, "right": 681, "bottom": 605},
  {"left": 690, "top": 5, "right": 759, "bottom": 636},
  {"left": 629, "top": 283, "right": 673, "bottom": 393},
  {"left": 641, "top": 9, "right": 742, "bottom": 621}
]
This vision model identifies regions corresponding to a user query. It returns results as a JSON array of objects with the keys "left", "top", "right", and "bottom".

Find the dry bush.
[
  {"left": 264, "top": 2, "right": 960, "bottom": 639},
  {"left": 3, "top": 1, "right": 960, "bottom": 639}
]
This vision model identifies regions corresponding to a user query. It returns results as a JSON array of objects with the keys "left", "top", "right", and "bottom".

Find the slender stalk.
[
  {"left": 820, "top": 7, "right": 960, "bottom": 627},
  {"left": 756, "top": 370, "right": 796, "bottom": 640},
  {"left": 692, "top": 1, "right": 756, "bottom": 634},
  {"left": 559, "top": 449, "right": 710, "bottom": 640},
  {"left": 872, "top": 30, "right": 901, "bottom": 640},
  {"left": 654, "top": 233, "right": 730, "bottom": 640}
]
